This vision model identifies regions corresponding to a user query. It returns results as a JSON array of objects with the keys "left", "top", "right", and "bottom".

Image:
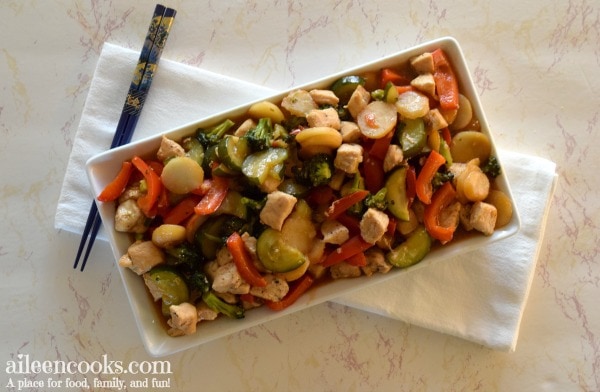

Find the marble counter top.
[{"left": 1, "top": 1, "right": 598, "bottom": 391}]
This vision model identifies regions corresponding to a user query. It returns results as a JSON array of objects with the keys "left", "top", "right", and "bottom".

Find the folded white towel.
[{"left": 55, "top": 43, "right": 557, "bottom": 351}]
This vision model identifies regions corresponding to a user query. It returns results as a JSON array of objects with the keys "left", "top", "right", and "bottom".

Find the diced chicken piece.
[
  {"left": 240, "top": 232, "right": 263, "bottom": 271},
  {"left": 212, "top": 262, "right": 250, "bottom": 294},
  {"left": 119, "top": 240, "right": 165, "bottom": 275},
  {"left": 234, "top": 118, "right": 257, "bottom": 137},
  {"left": 383, "top": 144, "right": 404, "bottom": 172},
  {"left": 469, "top": 201, "right": 498, "bottom": 236},
  {"left": 359, "top": 208, "right": 390, "bottom": 244},
  {"left": 306, "top": 107, "right": 341, "bottom": 130},
  {"left": 167, "top": 302, "right": 197, "bottom": 337},
  {"left": 346, "top": 85, "right": 370, "bottom": 119},
  {"left": 260, "top": 191, "right": 298, "bottom": 231},
  {"left": 339, "top": 121, "right": 361, "bottom": 143},
  {"left": 330, "top": 262, "right": 362, "bottom": 279},
  {"left": 281, "top": 89, "right": 318, "bottom": 117},
  {"left": 334, "top": 143, "right": 364, "bottom": 174},
  {"left": 321, "top": 219, "right": 350, "bottom": 245},
  {"left": 114, "top": 199, "right": 147, "bottom": 233},
  {"left": 459, "top": 203, "right": 474, "bottom": 231},
  {"left": 449, "top": 162, "right": 468, "bottom": 184},
  {"left": 196, "top": 301, "right": 219, "bottom": 322},
  {"left": 215, "top": 245, "right": 233, "bottom": 266},
  {"left": 250, "top": 275, "right": 289, "bottom": 302},
  {"left": 411, "top": 73, "right": 436, "bottom": 97},
  {"left": 439, "top": 201, "right": 461, "bottom": 234},
  {"left": 118, "top": 183, "right": 142, "bottom": 204},
  {"left": 425, "top": 108, "right": 449, "bottom": 133},
  {"left": 156, "top": 135, "right": 185, "bottom": 162},
  {"left": 410, "top": 52, "right": 434, "bottom": 74},
  {"left": 309, "top": 89, "right": 340, "bottom": 106},
  {"left": 361, "top": 248, "right": 392, "bottom": 276}
]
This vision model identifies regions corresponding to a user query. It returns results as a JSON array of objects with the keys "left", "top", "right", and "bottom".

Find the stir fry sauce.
[{"left": 100, "top": 49, "right": 512, "bottom": 336}]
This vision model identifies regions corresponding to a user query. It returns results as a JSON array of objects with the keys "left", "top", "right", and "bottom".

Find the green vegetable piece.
[
  {"left": 482, "top": 155, "right": 501, "bottom": 178},
  {"left": 365, "top": 188, "right": 388, "bottom": 210},
  {"left": 399, "top": 118, "right": 426, "bottom": 158},
  {"left": 183, "top": 137, "right": 204, "bottom": 166},
  {"left": 202, "top": 291, "right": 244, "bottom": 319},
  {"left": 195, "top": 215, "right": 245, "bottom": 259},
  {"left": 330, "top": 75, "right": 366, "bottom": 104},
  {"left": 439, "top": 138, "right": 453, "bottom": 167},
  {"left": 214, "top": 191, "right": 248, "bottom": 219},
  {"left": 241, "top": 148, "right": 288, "bottom": 186},
  {"left": 386, "top": 226, "right": 432, "bottom": 268},
  {"left": 145, "top": 267, "right": 190, "bottom": 316},
  {"left": 217, "top": 135, "right": 250, "bottom": 171},
  {"left": 385, "top": 166, "right": 410, "bottom": 221},
  {"left": 293, "top": 153, "right": 334, "bottom": 187},
  {"left": 256, "top": 228, "right": 307, "bottom": 273},
  {"left": 195, "top": 119, "right": 235, "bottom": 148},
  {"left": 242, "top": 117, "right": 275, "bottom": 152}
]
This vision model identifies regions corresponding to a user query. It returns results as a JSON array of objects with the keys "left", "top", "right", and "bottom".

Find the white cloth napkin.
[{"left": 55, "top": 43, "right": 557, "bottom": 351}]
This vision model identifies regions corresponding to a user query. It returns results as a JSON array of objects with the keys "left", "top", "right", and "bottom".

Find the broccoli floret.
[
  {"left": 242, "top": 118, "right": 275, "bottom": 151},
  {"left": 241, "top": 196, "right": 266, "bottom": 211},
  {"left": 432, "top": 171, "right": 454, "bottom": 188},
  {"left": 282, "top": 115, "right": 308, "bottom": 132},
  {"left": 184, "top": 270, "right": 210, "bottom": 295},
  {"left": 293, "top": 153, "right": 334, "bottom": 187},
  {"left": 364, "top": 188, "right": 388, "bottom": 210},
  {"left": 196, "top": 119, "right": 235, "bottom": 148},
  {"left": 202, "top": 291, "right": 245, "bottom": 319},
  {"left": 165, "top": 243, "right": 202, "bottom": 266},
  {"left": 482, "top": 156, "right": 501, "bottom": 178}
]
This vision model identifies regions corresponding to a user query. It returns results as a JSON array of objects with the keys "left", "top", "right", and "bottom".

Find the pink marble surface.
[{"left": 1, "top": 1, "right": 599, "bottom": 391}]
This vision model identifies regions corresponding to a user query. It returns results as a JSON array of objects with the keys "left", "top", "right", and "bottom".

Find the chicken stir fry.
[{"left": 97, "top": 48, "right": 512, "bottom": 337}]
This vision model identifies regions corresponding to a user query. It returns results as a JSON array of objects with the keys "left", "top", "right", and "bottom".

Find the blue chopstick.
[{"left": 74, "top": 4, "right": 176, "bottom": 271}]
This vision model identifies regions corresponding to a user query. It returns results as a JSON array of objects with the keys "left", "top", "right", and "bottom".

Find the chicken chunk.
[
  {"left": 260, "top": 191, "right": 298, "bottom": 231},
  {"left": 334, "top": 143, "right": 364, "bottom": 174},
  {"left": 339, "top": 121, "right": 361, "bottom": 143},
  {"left": 306, "top": 107, "right": 341, "bottom": 129},
  {"left": 156, "top": 135, "right": 185, "bottom": 162},
  {"left": 167, "top": 302, "right": 197, "bottom": 337},
  {"left": 469, "top": 201, "right": 498, "bottom": 236},
  {"left": 234, "top": 118, "right": 257, "bottom": 137},
  {"left": 114, "top": 199, "right": 146, "bottom": 233},
  {"left": 212, "top": 262, "right": 250, "bottom": 295},
  {"left": 361, "top": 248, "right": 392, "bottom": 276},
  {"left": 410, "top": 52, "right": 434, "bottom": 74},
  {"left": 360, "top": 208, "right": 390, "bottom": 244},
  {"left": 411, "top": 73, "right": 436, "bottom": 97},
  {"left": 346, "top": 85, "right": 370, "bottom": 119},
  {"left": 330, "top": 262, "right": 362, "bottom": 279},
  {"left": 425, "top": 108, "right": 449, "bottom": 133},
  {"left": 383, "top": 144, "right": 404, "bottom": 172},
  {"left": 119, "top": 240, "right": 165, "bottom": 275},
  {"left": 309, "top": 89, "right": 340, "bottom": 106},
  {"left": 439, "top": 201, "right": 461, "bottom": 233},
  {"left": 250, "top": 275, "right": 289, "bottom": 302},
  {"left": 321, "top": 219, "right": 350, "bottom": 245},
  {"left": 196, "top": 301, "right": 219, "bottom": 322}
]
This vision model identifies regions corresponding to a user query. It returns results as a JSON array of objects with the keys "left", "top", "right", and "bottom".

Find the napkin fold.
[{"left": 55, "top": 43, "right": 557, "bottom": 351}]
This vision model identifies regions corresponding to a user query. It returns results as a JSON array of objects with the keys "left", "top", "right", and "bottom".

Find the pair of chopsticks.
[{"left": 73, "top": 4, "right": 176, "bottom": 271}]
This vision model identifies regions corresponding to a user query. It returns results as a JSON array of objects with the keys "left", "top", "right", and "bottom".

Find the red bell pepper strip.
[
  {"left": 395, "top": 85, "right": 416, "bottom": 95},
  {"left": 441, "top": 127, "right": 452, "bottom": 146},
  {"left": 265, "top": 273, "right": 315, "bottom": 311},
  {"left": 424, "top": 181, "right": 457, "bottom": 243},
  {"left": 346, "top": 252, "right": 367, "bottom": 267},
  {"left": 226, "top": 232, "right": 267, "bottom": 287},
  {"left": 380, "top": 68, "right": 410, "bottom": 89},
  {"left": 368, "top": 130, "right": 394, "bottom": 160},
  {"left": 363, "top": 154, "right": 385, "bottom": 194},
  {"left": 432, "top": 49, "right": 459, "bottom": 111},
  {"left": 97, "top": 161, "right": 133, "bottom": 202},
  {"left": 336, "top": 213, "right": 361, "bottom": 236},
  {"left": 415, "top": 150, "right": 446, "bottom": 205},
  {"left": 325, "top": 190, "right": 369, "bottom": 220},
  {"left": 163, "top": 195, "right": 202, "bottom": 225},
  {"left": 194, "top": 176, "right": 229, "bottom": 215},
  {"left": 131, "top": 156, "right": 162, "bottom": 217},
  {"left": 322, "top": 235, "right": 374, "bottom": 267}
]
